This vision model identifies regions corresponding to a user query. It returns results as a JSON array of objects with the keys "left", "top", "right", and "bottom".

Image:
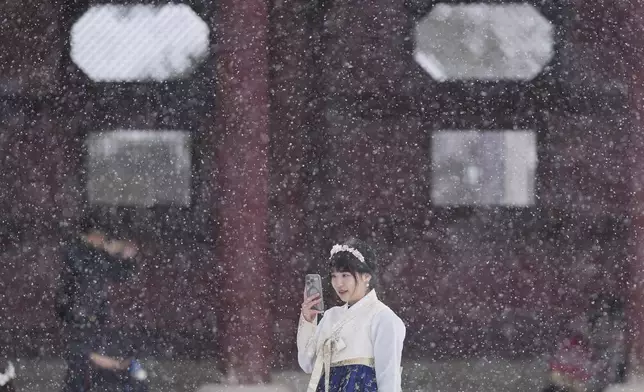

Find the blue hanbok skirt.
[{"left": 315, "top": 362, "right": 377, "bottom": 392}]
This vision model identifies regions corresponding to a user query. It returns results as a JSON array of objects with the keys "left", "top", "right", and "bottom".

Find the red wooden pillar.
[
  {"left": 268, "top": 0, "right": 326, "bottom": 364},
  {"left": 214, "top": 0, "right": 272, "bottom": 383},
  {"left": 625, "top": 0, "right": 644, "bottom": 374}
]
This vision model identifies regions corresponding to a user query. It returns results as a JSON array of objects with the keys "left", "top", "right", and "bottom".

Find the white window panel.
[
  {"left": 71, "top": 4, "right": 210, "bottom": 82},
  {"left": 414, "top": 3, "right": 554, "bottom": 81},
  {"left": 431, "top": 130, "right": 537, "bottom": 206},
  {"left": 86, "top": 130, "right": 192, "bottom": 207}
]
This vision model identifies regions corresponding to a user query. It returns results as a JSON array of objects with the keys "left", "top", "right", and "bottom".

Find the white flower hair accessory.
[
  {"left": 0, "top": 361, "right": 15, "bottom": 386},
  {"left": 330, "top": 244, "right": 365, "bottom": 264}
]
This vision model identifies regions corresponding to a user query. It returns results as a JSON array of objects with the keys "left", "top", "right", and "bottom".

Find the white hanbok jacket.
[{"left": 297, "top": 290, "right": 406, "bottom": 392}]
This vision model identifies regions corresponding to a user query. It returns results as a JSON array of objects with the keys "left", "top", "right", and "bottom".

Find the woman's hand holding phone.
[{"left": 301, "top": 292, "right": 321, "bottom": 323}]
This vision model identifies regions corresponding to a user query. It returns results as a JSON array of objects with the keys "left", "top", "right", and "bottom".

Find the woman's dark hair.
[{"left": 329, "top": 238, "right": 378, "bottom": 285}]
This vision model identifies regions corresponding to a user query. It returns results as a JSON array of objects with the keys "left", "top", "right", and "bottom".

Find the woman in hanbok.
[{"left": 297, "top": 239, "right": 406, "bottom": 392}]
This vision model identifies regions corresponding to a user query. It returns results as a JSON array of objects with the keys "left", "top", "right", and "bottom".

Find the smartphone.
[{"left": 305, "top": 274, "right": 325, "bottom": 312}]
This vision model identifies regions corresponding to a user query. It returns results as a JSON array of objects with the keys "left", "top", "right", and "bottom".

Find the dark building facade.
[{"left": 1, "top": 0, "right": 643, "bottom": 383}]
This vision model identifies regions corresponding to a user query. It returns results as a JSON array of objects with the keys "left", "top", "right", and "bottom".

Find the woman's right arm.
[
  {"left": 297, "top": 313, "right": 323, "bottom": 373},
  {"left": 297, "top": 293, "right": 324, "bottom": 373}
]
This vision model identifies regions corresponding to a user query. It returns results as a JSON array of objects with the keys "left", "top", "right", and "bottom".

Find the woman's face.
[{"left": 331, "top": 270, "right": 371, "bottom": 305}]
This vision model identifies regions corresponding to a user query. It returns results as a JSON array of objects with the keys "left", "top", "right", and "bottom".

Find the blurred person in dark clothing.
[
  {"left": 55, "top": 219, "right": 148, "bottom": 392},
  {"left": 542, "top": 294, "right": 627, "bottom": 392}
]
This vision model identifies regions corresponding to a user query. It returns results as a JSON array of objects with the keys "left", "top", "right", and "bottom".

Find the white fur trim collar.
[{"left": 0, "top": 362, "right": 15, "bottom": 386}]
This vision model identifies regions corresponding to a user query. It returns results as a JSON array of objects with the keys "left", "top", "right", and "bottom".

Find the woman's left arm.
[{"left": 372, "top": 309, "right": 406, "bottom": 392}]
